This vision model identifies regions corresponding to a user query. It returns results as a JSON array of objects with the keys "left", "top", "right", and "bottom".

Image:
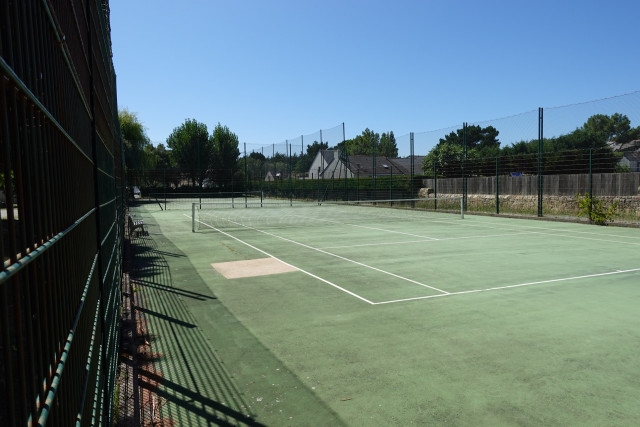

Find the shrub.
[{"left": 575, "top": 193, "right": 618, "bottom": 225}]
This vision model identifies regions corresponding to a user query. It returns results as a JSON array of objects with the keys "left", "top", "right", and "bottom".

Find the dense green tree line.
[
  {"left": 120, "top": 112, "right": 240, "bottom": 189},
  {"left": 121, "top": 112, "right": 402, "bottom": 184},
  {"left": 121, "top": 110, "right": 638, "bottom": 186},
  {"left": 422, "top": 113, "right": 640, "bottom": 176}
]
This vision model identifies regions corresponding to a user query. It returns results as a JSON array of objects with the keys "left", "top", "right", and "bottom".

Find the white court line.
[
  {"left": 495, "top": 221, "right": 640, "bottom": 241},
  {"left": 459, "top": 217, "right": 640, "bottom": 244},
  {"left": 312, "top": 216, "right": 440, "bottom": 240},
  {"left": 222, "top": 217, "right": 450, "bottom": 294},
  {"left": 320, "top": 231, "right": 540, "bottom": 250},
  {"left": 419, "top": 217, "right": 640, "bottom": 248},
  {"left": 373, "top": 267, "right": 640, "bottom": 305},
  {"left": 188, "top": 212, "right": 640, "bottom": 305},
  {"left": 186, "top": 214, "right": 376, "bottom": 305},
  {"left": 515, "top": 229, "right": 640, "bottom": 247}
]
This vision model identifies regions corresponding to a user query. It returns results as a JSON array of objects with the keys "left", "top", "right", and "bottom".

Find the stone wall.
[
  {"left": 419, "top": 189, "right": 640, "bottom": 220},
  {"left": 422, "top": 172, "right": 640, "bottom": 197}
]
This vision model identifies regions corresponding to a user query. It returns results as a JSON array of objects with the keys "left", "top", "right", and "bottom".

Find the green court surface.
[{"left": 129, "top": 201, "right": 640, "bottom": 426}]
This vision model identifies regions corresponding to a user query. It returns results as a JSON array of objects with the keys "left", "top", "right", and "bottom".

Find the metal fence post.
[
  {"left": 589, "top": 147, "right": 593, "bottom": 219},
  {"left": 496, "top": 157, "right": 500, "bottom": 214},
  {"left": 463, "top": 122, "right": 467, "bottom": 212},
  {"left": 538, "top": 108, "right": 543, "bottom": 217},
  {"left": 410, "top": 132, "right": 415, "bottom": 206},
  {"left": 434, "top": 162, "right": 438, "bottom": 210}
]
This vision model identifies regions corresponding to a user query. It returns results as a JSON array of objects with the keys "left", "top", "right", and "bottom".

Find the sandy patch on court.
[{"left": 211, "top": 257, "right": 298, "bottom": 279}]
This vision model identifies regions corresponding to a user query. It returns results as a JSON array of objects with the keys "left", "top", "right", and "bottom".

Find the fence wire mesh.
[{"left": 131, "top": 94, "right": 639, "bottom": 224}]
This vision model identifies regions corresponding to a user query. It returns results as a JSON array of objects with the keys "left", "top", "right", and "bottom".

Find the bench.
[{"left": 128, "top": 215, "right": 145, "bottom": 237}]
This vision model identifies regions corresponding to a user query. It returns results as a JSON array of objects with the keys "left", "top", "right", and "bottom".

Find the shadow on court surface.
[
  {"left": 126, "top": 212, "right": 344, "bottom": 426},
  {"left": 128, "top": 219, "right": 261, "bottom": 425}
]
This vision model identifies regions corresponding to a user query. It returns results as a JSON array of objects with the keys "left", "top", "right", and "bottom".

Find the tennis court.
[{"left": 130, "top": 199, "right": 640, "bottom": 425}]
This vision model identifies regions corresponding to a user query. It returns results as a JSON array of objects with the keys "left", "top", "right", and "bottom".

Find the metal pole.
[
  {"left": 198, "top": 137, "right": 201, "bottom": 208},
  {"left": 434, "top": 162, "right": 438, "bottom": 210},
  {"left": 389, "top": 165, "right": 393, "bottom": 205},
  {"left": 343, "top": 123, "right": 347, "bottom": 200},
  {"left": 373, "top": 133, "right": 377, "bottom": 201},
  {"left": 495, "top": 157, "right": 499, "bottom": 215},
  {"left": 289, "top": 142, "right": 292, "bottom": 206},
  {"left": 410, "top": 132, "right": 415, "bottom": 207},
  {"left": 538, "top": 108, "right": 543, "bottom": 217},
  {"left": 320, "top": 129, "right": 324, "bottom": 181},
  {"left": 244, "top": 143, "right": 248, "bottom": 208},
  {"left": 589, "top": 147, "right": 593, "bottom": 220},
  {"left": 462, "top": 122, "right": 467, "bottom": 212},
  {"left": 164, "top": 167, "right": 166, "bottom": 211}
]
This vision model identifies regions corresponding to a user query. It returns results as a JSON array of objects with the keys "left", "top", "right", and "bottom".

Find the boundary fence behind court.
[
  {"left": 1, "top": 0, "right": 124, "bottom": 425},
  {"left": 131, "top": 92, "right": 639, "bottom": 225}
]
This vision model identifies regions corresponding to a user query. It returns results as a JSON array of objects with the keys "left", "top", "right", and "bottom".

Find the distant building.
[
  {"left": 265, "top": 170, "right": 290, "bottom": 181},
  {"left": 620, "top": 152, "right": 640, "bottom": 172},
  {"left": 307, "top": 150, "right": 425, "bottom": 179}
]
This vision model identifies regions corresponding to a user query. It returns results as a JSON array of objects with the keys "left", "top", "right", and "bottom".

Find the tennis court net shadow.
[{"left": 128, "top": 220, "right": 261, "bottom": 426}]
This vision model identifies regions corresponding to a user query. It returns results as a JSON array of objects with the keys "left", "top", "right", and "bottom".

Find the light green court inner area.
[{"left": 130, "top": 201, "right": 640, "bottom": 425}]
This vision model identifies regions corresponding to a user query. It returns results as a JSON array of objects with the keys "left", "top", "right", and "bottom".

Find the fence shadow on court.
[{"left": 128, "top": 218, "right": 264, "bottom": 426}]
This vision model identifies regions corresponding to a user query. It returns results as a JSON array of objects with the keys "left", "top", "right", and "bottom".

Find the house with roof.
[
  {"left": 307, "top": 150, "right": 425, "bottom": 179},
  {"left": 307, "top": 150, "right": 349, "bottom": 179},
  {"left": 264, "top": 170, "right": 290, "bottom": 181},
  {"left": 620, "top": 152, "right": 640, "bottom": 172}
]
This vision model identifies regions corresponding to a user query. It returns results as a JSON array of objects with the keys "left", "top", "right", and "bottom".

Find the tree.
[
  {"left": 353, "top": 128, "right": 379, "bottom": 155},
  {"left": 153, "top": 143, "right": 174, "bottom": 171},
  {"left": 438, "top": 125, "right": 500, "bottom": 157},
  {"left": 166, "top": 119, "right": 212, "bottom": 187},
  {"left": 422, "top": 124, "right": 500, "bottom": 176},
  {"left": 119, "top": 108, "right": 151, "bottom": 170},
  {"left": 379, "top": 131, "right": 398, "bottom": 157},
  {"left": 249, "top": 151, "right": 266, "bottom": 161},
  {"left": 421, "top": 142, "right": 464, "bottom": 176},
  {"left": 583, "top": 113, "right": 630, "bottom": 143},
  {"left": 342, "top": 128, "right": 399, "bottom": 156},
  {"left": 211, "top": 123, "right": 240, "bottom": 189}
]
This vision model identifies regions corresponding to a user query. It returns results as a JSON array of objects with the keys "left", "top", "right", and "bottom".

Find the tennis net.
[
  {"left": 192, "top": 197, "right": 463, "bottom": 232},
  {"left": 149, "top": 191, "right": 263, "bottom": 210}
]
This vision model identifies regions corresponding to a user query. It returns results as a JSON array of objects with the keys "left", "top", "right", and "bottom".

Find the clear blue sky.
[{"left": 110, "top": 0, "right": 640, "bottom": 153}]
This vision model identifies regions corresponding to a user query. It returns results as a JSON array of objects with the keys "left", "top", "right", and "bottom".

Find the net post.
[
  {"left": 192, "top": 203, "right": 195, "bottom": 232},
  {"left": 460, "top": 196, "right": 464, "bottom": 219}
]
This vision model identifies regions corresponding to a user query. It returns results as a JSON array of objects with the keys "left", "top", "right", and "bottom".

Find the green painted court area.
[{"left": 129, "top": 200, "right": 640, "bottom": 426}]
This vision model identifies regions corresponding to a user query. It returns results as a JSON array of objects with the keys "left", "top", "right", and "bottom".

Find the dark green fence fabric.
[{"left": 0, "top": 1, "right": 124, "bottom": 425}]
